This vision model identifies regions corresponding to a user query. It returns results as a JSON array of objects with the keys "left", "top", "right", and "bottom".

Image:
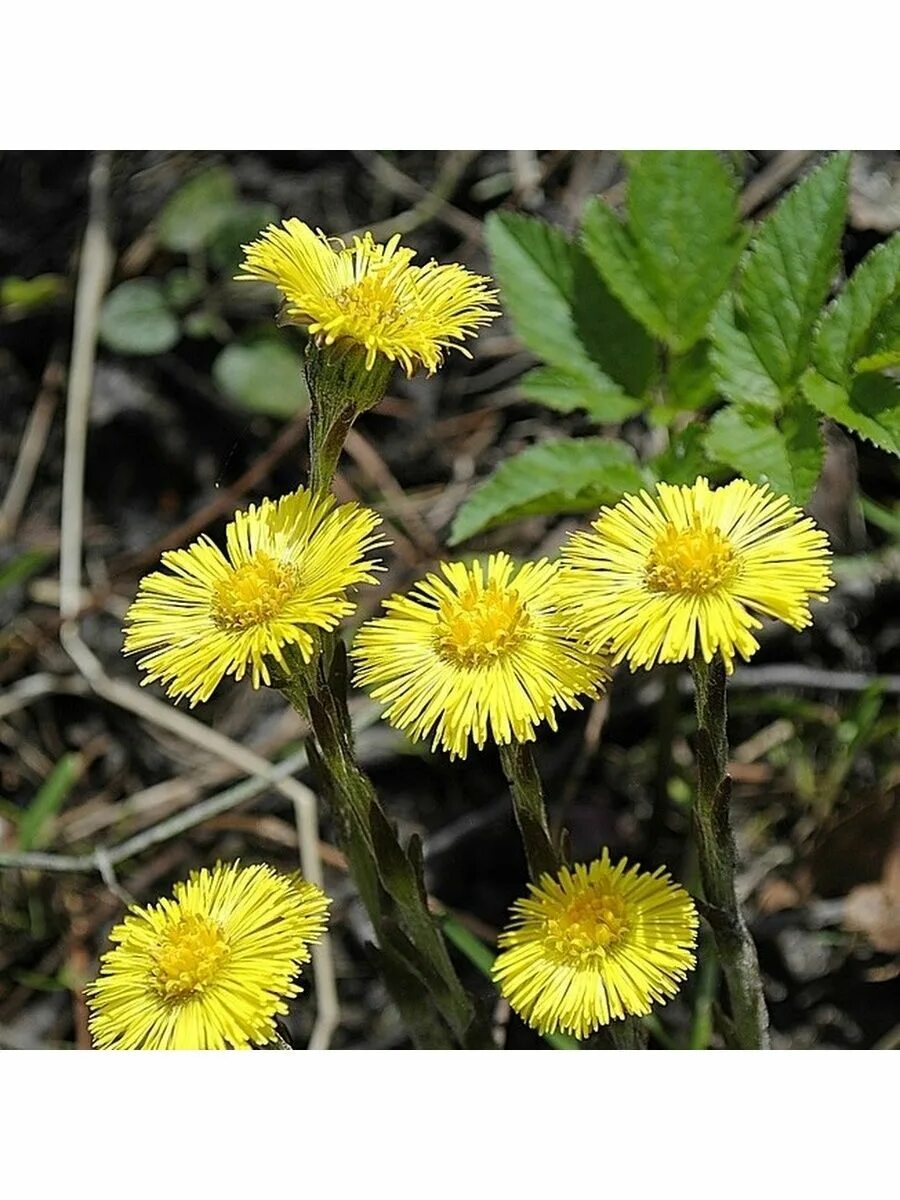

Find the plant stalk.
[
  {"left": 690, "top": 655, "right": 770, "bottom": 1049},
  {"left": 277, "top": 642, "right": 490, "bottom": 1048},
  {"left": 498, "top": 741, "right": 560, "bottom": 881}
]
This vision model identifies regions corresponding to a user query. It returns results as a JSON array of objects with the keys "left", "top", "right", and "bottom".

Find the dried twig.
[
  {"left": 0, "top": 356, "right": 64, "bottom": 540},
  {"left": 0, "top": 746, "right": 309, "bottom": 874},
  {"left": 343, "top": 428, "right": 441, "bottom": 558},
  {"left": 352, "top": 151, "right": 483, "bottom": 243},
  {"left": 112, "top": 409, "right": 309, "bottom": 577},
  {"left": 59, "top": 152, "right": 114, "bottom": 624},
  {"left": 740, "top": 151, "right": 817, "bottom": 218}
]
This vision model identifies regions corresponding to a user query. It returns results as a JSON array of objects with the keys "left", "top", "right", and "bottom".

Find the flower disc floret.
[
  {"left": 123, "top": 488, "right": 383, "bottom": 705},
  {"left": 351, "top": 553, "right": 610, "bottom": 760},
  {"left": 555, "top": 476, "right": 833, "bottom": 672},
  {"left": 238, "top": 220, "right": 499, "bottom": 376},
  {"left": 85, "top": 862, "right": 330, "bottom": 1050},
  {"left": 493, "top": 851, "right": 698, "bottom": 1038}
]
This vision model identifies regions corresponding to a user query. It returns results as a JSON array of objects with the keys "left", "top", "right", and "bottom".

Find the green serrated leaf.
[
  {"left": 581, "top": 197, "right": 669, "bottom": 342},
  {"left": 518, "top": 367, "right": 642, "bottom": 424},
  {"left": 856, "top": 295, "right": 900, "bottom": 373},
  {"left": 669, "top": 341, "right": 717, "bottom": 413},
  {"left": 709, "top": 293, "right": 786, "bottom": 412},
  {"left": 737, "top": 152, "right": 850, "bottom": 390},
  {"left": 485, "top": 212, "right": 654, "bottom": 399},
  {"left": 582, "top": 154, "right": 742, "bottom": 352},
  {"left": 570, "top": 249, "right": 656, "bottom": 397},
  {"left": 212, "top": 340, "right": 308, "bottom": 418},
  {"left": 814, "top": 233, "right": 900, "bottom": 384},
  {"left": 485, "top": 211, "right": 589, "bottom": 368},
  {"left": 705, "top": 402, "right": 823, "bottom": 502},
  {"left": 802, "top": 368, "right": 900, "bottom": 455},
  {"left": 99, "top": 279, "right": 180, "bottom": 355},
  {"left": 449, "top": 438, "right": 650, "bottom": 545},
  {"left": 157, "top": 166, "right": 238, "bottom": 253},
  {"left": 625, "top": 151, "right": 743, "bottom": 350}
]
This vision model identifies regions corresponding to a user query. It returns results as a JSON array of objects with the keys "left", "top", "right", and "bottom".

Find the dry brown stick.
[
  {"left": 352, "top": 151, "right": 483, "bottom": 243},
  {"left": 59, "top": 153, "right": 113, "bottom": 624},
  {"left": 740, "top": 151, "right": 818, "bottom": 217},
  {"left": 111, "top": 410, "right": 309, "bottom": 576},
  {"left": 331, "top": 471, "right": 421, "bottom": 568},
  {"left": 0, "top": 356, "right": 65, "bottom": 540},
  {"left": 509, "top": 150, "right": 544, "bottom": 209},
  {"left": 343, "top": 428, "right": 441, "bottom": 557}
]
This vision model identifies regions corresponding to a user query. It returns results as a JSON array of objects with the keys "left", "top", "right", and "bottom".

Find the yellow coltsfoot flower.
[
  {"left": 351, "top": 553, "right": 610, "bottom": 760},
  {"left": 85, "top": 862, "right": 330, "bottom": 1050},
  {"left": 124, "top": 488, "right": 383, "bottom": 705},
  {"left": 555, "top": 476, "right": 833, "bottom": 672},
  {"left": 238, "top": 220, "right": 498, "bottom": 376},
  {"left": 493, "top": 851, "right": 698, "bottom": 1039}
]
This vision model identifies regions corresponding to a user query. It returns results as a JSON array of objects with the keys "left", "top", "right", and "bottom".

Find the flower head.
[
  {"left": 351, "top": 553, "right": 610, "bottom": 760},
  {"left": 238, "top": 219, "right": 498, "bottom": 375},
  {"left": 86, "top": 862, "right": 330, "bottom": 1050},
  {"left": 493, "top": 851, "right": 698, "bottom": 1039},
  {"left": 124, "top": 488, "right": 383, "bottom": 705},
  {"left": 555, "top": 476, "right": 833, "bottom": 672}
]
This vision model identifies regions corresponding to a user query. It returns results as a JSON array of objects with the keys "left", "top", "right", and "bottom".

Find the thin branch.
[
  {"left": 59, "top": 152, "right": 113, "bottom": 622},
  {"left": 351, "top": 151, "right": 483, "bottom": 243},
  {"left": 0, "top": 672, "right": 89, "bottom": 721},
  {"left": 111, "top": 409, "right": 309, "bottom": 577},
  {"left": 740, "top": 151, "right": 817, "bottom": 217},
  {"left": 0, "top": 747, "right": 309, "bottom": 874},
  {"left": 0, "top": 356, "right": 64, "bottom": 540}
]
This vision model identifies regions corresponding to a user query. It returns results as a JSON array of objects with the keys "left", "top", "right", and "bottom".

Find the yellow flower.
[
  {"left": 555, "top": 476, "right": 833, "bottom": 673},
  {"left": 237, "top": 219, "right": 498, "bottom": 375},
  {"left": 124, "top": 488, "right": 383, "bottom": 705},
  {"left": 493, "top": 851, "right": 698, "bottom": 1039},
  {"left": 85, "top": 862, "right": 330, "bottom": 1050},
  {"left": 351, "top": 553, "right": 610, "bottom": 760}
]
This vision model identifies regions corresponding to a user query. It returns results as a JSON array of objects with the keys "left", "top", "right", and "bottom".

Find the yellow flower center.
[
  {"left": 335, "top": 273, "right": 404, "bottom": 336},
  {"left": 150, "top": 914, "right": 230, "bottom": 1001},
  {"left": 435, "top": 580, "right": 531, "bottom": 668},
  {"left": 545, "top": 890, "right": 630, "bottom": 965},
  {"left": 210, "top": 553, "right": 296, "bottom": 631},
  {"left": 645, "top": 521, "right": 737, "bottom": 595}
]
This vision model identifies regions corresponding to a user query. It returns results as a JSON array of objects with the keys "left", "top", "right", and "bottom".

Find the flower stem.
[
  {"left": 689, "top": 655, "right": 770, "bottom": 1049},
  {"left": 498, "top": 741, "right": 560, "bottom": 881},
  {"left": 304, "top": 342, "right": 392, "bottom": 496},
  {"left": 277, "top": 641, "right": 491, "bottom": 1049}
]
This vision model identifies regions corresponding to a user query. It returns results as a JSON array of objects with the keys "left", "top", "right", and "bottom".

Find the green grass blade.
[
  {"left": 439, "top": 912, "right": 580, "bottom": 1050},
  {"left": 17, "top": 753, "right": 80, "bottom": 851}
]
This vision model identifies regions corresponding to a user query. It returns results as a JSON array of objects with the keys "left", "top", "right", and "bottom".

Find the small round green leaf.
[
  {"left": 164, "top": 267, "right": 206, "bottom": 311},
  {"left": 157, "top": 166, "right": 238, "bottom": 253},
  {"left": 208, "top": 202, "right": 280, "bottom": 275},
  {"left": 212, "top": 341, "right": 308, "bottom": 418},
  {"left": 99, "top": 279, "right": 179, "bottom": 355}
]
